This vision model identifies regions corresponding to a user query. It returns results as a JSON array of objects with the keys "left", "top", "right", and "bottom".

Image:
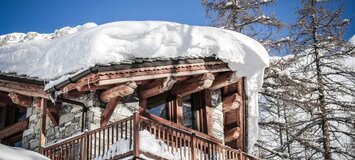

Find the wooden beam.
[
  {"left": 100, "top": 97, "right": 120, "bottom": 126},
  {"left": 139, "top": 77, "right": 176, "bottom": 99},
  {"left": 236, "top": 79, "right": 245, "bottom": 151},
  {"left": 204, "top": 90, "right": 213, "bottom": 135},
  {"left": 0, "top": 79, "right": 47, "bottom": 98},
  {"left": 209, "top": 72, "right": 240, "bottom": 90},
  {"left": 76, "top": 84, "right": 112, "bottom": 92},
  {"left": 39, "top": 98, "right": 47, "bottom": 153},
  {"left": 8, "top": 92, "right": 32, "bottom": 107},
  {"left": 99, "top": 81, "right": 137, "bottom": 103},
  {"left": 170, "top": 73, "right": 215, "bottom": 97},
  {"left": 0, "top": 119, "right": 28, "bottom": 139},
  {"left": 223, "top": 93, "right": 242, "bottom": 113},
  {"left": 224, "top": 127, "right": 241, "bottom": 143},
  {"left": 47, "top": 102, "right": 60, "bottom": 126},
  {"left": 176, "top": 96, "right": 183, "bottom": 125}
]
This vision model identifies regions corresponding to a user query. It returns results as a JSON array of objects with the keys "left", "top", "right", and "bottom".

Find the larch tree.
[
  {"left": 290, "top": 0, "right": 354, "bottom": 159},
  {"left": 200, "top": 0, "right": 289, "bottom": 52}
]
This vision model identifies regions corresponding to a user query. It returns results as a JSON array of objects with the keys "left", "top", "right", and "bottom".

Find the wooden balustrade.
[{"left": 42, "top": 112, "right": 258, "bottom": 160}]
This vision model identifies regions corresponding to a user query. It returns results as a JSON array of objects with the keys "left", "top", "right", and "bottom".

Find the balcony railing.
[{"left": 42, "top": 112, "right": 258, "bottom": 160}]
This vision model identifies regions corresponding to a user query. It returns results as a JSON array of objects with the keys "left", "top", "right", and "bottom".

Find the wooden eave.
[
  {"left": 0, "top": 79, "right": 47, "bottom": 99},
  {"left": 58, "top": 60, "right": 230, "bottom": 95}
]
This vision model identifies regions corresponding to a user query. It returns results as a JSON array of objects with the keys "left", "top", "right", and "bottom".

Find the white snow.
[
  {"left": 96, "top": 130, "right": 221, "bottom": 160},
  {"left": 95, "top": 130, "right": 176, "bottom": 160},
  {"left": 0, "top": 21, "right": 269, "bottom": 151},
  {"left": 0, "top": 144, "right": 50, "bottom": 160},
  {"left": 349, "top": 35, "right": 355, "bottom": 45}
]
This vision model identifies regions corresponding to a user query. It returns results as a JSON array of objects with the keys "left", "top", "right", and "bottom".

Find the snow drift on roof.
[
  {"left": 0, "top": 21, "right": 269, "bottom": 151},
  {"left": 0, "top": 21, "right": 268, "bottom": 81}
]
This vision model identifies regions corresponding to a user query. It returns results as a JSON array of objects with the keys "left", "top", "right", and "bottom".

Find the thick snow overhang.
[{"left": 0, "top": 21, "right": 270, "bottom": 152}]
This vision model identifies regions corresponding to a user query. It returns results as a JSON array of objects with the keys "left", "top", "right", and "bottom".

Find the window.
[
  {"left": 143, "top": 90, "right": 210, "bottom": 134},
  {"left": 146, "top": 100, "right": 168, "bottom": 119},
  {"left": 146, "top": 93, "right": 170, "bottom": 120},
  {"left": 0, "top": 103, "right": 27, "bottom": 147},
  {"left": 182, "top": 95, "right": 195, "bottom": 129}
]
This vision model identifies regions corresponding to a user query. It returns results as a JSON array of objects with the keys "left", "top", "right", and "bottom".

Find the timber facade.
[{"left": 0, "top": 57, "right": 258, "bottom": 160}]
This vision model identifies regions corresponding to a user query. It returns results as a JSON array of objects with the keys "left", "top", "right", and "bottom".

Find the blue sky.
[{"left": 0, "top": 0, "right": 354, "bottom": 39}]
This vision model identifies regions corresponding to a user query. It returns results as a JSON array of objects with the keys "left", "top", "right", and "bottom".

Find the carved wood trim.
[{"left": 99, "top": 81, "right": 137, "bottom": 103}]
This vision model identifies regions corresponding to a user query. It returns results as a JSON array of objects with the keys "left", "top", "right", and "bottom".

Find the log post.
[
  {"left": 39, "top": 98, "right": 47, "bottom": 153},
  {"left": 133, "top": 111, "right": 140, "bottom": 158}
]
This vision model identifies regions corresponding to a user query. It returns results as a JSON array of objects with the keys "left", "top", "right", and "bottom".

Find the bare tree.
[{"left": 200, "top": 0, "right": 289, "bottom": 53}]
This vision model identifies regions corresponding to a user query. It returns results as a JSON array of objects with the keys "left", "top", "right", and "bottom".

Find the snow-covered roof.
[
  {"left": 0, "top": 21, "right": 268, "bottom": 85},
  {"left": 0, "top": 21, "right": 269, "bottom": 151}
]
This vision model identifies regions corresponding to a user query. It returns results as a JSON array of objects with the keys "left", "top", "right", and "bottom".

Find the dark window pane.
[
  {"left": 147, "top": 102, "right": 167, "bottom": 119},
  {"left": 182, "top": 95, "right": 193, "bottom": 128}
]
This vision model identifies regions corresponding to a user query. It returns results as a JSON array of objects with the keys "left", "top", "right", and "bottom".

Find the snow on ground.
[
  {"left": 0, "top": 144, "right": 50, "bottom": 160},
  {"left": 0, "top": 21, "right": 269, "bottom": 151}
]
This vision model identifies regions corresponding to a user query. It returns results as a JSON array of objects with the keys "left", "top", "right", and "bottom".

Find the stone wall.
[
  {"left": 22, "top": 93, "right": 102, "bottom": 150},
  {"left": 22, "top": 90, "right": 224, "bottom": 151},
  {"left": 211, "top": 89, "right": 224, "bottom": 142}
]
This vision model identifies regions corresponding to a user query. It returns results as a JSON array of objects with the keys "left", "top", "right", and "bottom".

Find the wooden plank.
[
  {"left": 58, "top": 61, "right": 229, "bottom": 93},
  {"left": 0, "top": 119, "right": 28, "bottom": 139},
  {"left": 204, "top": 90, "right": 213, "bottom": 136},
  {"left": 176, "top": 96, "right": 183, "bottom": 125},
  {"left": 76, "top": 84, "right": 112, "bottom": 92},
  {"left": 98, "top": 68, "right": 228, "bottom": 86},
  {"left": 100, "top": 97, "right": 121, "bottom": 126},
  {"left": 99, "top": 81, "right": 137, "bottom": 103},
  {"left": 39, "top": 98, "right": 47, "bottom": 153},
  {"left": 0, "top": 79, "right": 47, "bottom": 98},
  {"left": 236, "top": 79, "right": 245, "bottom": 151},
  {"left": 170, "top": 73, "right": 215, "bottom": 97}
]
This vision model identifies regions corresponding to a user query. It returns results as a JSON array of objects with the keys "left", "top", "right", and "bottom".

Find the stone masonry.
[{"left": 22, "top": 90, "right": 224, "bottom": 151}]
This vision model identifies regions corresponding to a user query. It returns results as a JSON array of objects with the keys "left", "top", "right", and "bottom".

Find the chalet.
[{"left": 0, "top": 21, "right": 268, "bottom": 160}]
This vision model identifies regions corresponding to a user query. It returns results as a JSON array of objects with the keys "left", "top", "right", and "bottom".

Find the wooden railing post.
[
  {"left": 133, "top": 111, "right": 140, "bottom": 158},
  {"left": 190, "top": 133, "right": 196, "bottom": 160},
  {"left": 82, "top": 130, "right": 88, "bottom": 160},
  {"left": 238, "top": 149, "right": 244, "bottom": 160}
]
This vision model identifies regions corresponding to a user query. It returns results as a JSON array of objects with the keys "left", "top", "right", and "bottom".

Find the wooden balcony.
[{"left": 42, "top": 112, "right": 258, "bottom": 160}]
